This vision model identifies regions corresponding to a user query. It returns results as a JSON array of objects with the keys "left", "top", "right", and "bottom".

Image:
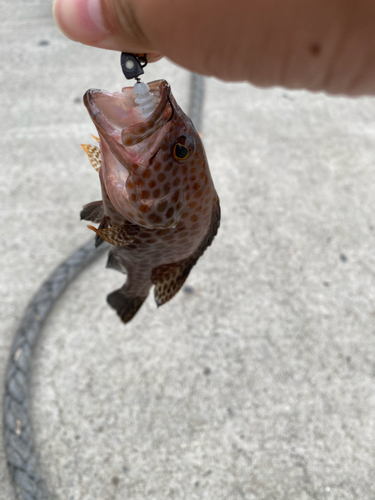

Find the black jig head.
[{"left": 121, "top": 53, "right": 148, "bottom": 80}]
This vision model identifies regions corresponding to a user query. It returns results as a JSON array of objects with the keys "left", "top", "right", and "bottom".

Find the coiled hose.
[{"left": 3, "top": 72, "right": 205, "bottom": 500}]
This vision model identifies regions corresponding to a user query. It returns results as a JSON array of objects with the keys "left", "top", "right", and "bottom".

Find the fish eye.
[
  {"left": 173, "top": 135, "right": 195, "bottom": 162},
  {"left": 174, "top": 143, "right": 189, "bottom": 160}
]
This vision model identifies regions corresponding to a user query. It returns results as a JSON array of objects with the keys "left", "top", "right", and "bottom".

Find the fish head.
[{"left": 84, "top": 80, "right": 205, "bottom": 229}]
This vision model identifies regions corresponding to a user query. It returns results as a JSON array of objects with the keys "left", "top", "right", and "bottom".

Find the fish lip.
[{"left": 83, "top": 80, "right": 171, "bottom": 165}]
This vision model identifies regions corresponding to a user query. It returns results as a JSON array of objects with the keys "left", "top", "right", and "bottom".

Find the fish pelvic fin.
[
  {"left": 107, "top": 290, "right": 147, "bottom": 324},
  {"left": 81, "top": 144, "right": 102, "bottom": 172},
  {"left": 87, "top": 222, "right": 139, "bottom": 247},
  {"left": 106, "top": 249, "right": 126, "bottom": 273},
  {"left": 80, "top": 200, "right": 104, "bottom": 223},
  {"left": 93, "top": 216, "right": 109, "bottom": 247}
]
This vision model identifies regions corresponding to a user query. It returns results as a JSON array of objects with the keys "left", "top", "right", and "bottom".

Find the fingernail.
[{"left": 53, "top": 0, "right": 109, "bottom": 43}]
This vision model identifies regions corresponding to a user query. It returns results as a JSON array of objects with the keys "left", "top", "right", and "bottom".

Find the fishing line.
[{"left": 3, "top": 71, "right": 205, "bottom": 500}]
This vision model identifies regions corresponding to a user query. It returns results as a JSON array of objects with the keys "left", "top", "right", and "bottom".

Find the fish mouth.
[{"left": 84, "top": 80, "right": 172, "bottom": 166}]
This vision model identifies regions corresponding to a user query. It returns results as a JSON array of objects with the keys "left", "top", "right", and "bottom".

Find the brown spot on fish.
[
  {"left": 140, "top": 190, "right": 150, "bottom": 199},
  {"left": 163, "top": 182, "right": 171, "bottom": 195},
  {"left": 153, "top": 188, "right": 161, "bottom": 198},
  {"left": 165, "top": 162, "right": 173, "bottom": 172},
  {"left": 140, "top": 204, "right": 150, "bottom": 213},
  {"left": 166, "top": 207, "right": 174, "bottom": 218},
  {"left": 136, "top": 178, "right": 144, "bottom": 188},
  {"left": 148, "top": 213, "right": 162, "bottom": 224},
  {"left": 157, "top": 172, "right": 166, "bottom": 182},
  {"left": 173, "top": 177, "right": 181, "bottom": 187},
  {"left": 142, "top": 169, "right": 151, "bottom": 179},
  {"left": 149, "top": 180, "right": 156, "bottom": 188},
  {"left": 172, "top": 190, "right": 180, "bottom": 203},
  {"left": 157, "top": 201, "right": 168, "bottom": 212}
]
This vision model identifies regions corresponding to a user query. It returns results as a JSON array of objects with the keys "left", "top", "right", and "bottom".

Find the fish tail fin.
[{"left": 107, "top": 289, "right": 147, "bottom": 324}]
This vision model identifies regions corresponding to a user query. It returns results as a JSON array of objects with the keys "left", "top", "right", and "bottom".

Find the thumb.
[
  {"left": 53, "top": 0, "right": 163, "bottom": 60},
  {"left": 53, "top": 0, "right": 375, "bottom": 95}
]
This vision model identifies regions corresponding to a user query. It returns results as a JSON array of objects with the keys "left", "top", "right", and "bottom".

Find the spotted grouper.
[{"left": 80, "top": 79, "right": 220, "bottom": 323}]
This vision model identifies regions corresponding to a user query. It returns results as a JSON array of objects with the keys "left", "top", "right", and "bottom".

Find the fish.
[{"left": 80, "top": 79, "right": 220, "bottom": 323}]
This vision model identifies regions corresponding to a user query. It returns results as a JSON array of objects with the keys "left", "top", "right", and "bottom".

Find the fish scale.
[{"left": 80, "top": 79, "right": 220, "bottom": 323}]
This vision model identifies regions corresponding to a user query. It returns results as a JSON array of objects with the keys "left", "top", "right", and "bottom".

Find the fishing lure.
[{"left": 80, "top": 54, "right": 220, "bottom": 323}]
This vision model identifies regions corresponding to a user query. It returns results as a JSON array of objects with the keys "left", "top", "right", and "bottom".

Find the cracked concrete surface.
[{"left": 1, "top": 0, "right": 375, "bottom": 499}]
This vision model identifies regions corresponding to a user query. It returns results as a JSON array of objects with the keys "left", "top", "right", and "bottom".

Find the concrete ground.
[{"left": 1, "top": 1, "right": 375, "bottom": 499}]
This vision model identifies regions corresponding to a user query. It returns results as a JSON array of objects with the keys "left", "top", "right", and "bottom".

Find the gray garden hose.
[{"left": 3, "top": 73, "right": 205, "bottom": 500}]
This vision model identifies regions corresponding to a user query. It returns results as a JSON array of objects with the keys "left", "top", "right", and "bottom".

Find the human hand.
[{"left": 53, "top": 0, "right": 375, "bottom": 95}]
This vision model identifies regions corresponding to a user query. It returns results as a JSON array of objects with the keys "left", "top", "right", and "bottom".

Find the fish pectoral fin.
[
  {"left": 87, "top": 223, "right": 139, "bottom": 247},
  {"left": 80, "top": 200, "right": 104, "bottom": 223},
  {"left": 81, "top": 144, "right": 102, "bottom": 172}
]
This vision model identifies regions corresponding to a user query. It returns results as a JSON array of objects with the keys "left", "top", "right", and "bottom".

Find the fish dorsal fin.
[
  {"left": 88, "top": 223, "right": 139, "bottom": 247},
  {"left": 80, "top": 201, "right": 104, "bottom": 223},
  {"left": 151, "top": 196, "right": 221, "bottom": 307},
  {"left": 81, "top": 144, "right": 102, "bottom": 172}
]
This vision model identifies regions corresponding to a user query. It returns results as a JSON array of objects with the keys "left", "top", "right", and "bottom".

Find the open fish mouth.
[{"left": 84, "top": 80, "right": 173, "bottom": 165}]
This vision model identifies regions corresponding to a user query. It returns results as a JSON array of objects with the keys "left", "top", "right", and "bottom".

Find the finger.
[{"left": 53, "top": 0, "right": 375, "bottom": 95}]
